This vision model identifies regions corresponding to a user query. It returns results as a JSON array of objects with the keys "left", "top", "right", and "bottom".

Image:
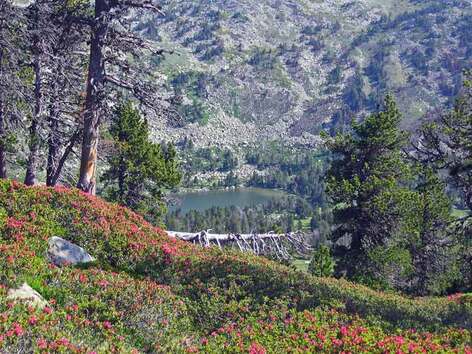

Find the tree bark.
[
  {"left": 47, "top": 128, "right": 81, "bottom": 187},
  {"left": 0, "top": 99, "right": 6, "bottom": 179},
  {"left": 46, "top": 122, "right": 59, "bottom": 185},
  {"left": 24, "top": 27, "right": 43, "bottom": 186},
  {"left": 46, "top": 79, "right": 61, "bottom": 186},
  {"left": 77, "top": 0, "right": 110, "bottom": 194},
  {"left": 0, "top": 45, "right": 5, "bottom": 179}
]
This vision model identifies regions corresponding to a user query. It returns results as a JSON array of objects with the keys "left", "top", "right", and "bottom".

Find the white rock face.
[
  {"left": 7, "top": 283, "right": 48, "bottom": 309},
  {"left": 47, "top": 236, "right": 95, "bottom": 266}
]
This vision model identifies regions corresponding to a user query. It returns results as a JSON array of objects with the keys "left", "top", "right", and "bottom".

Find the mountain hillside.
[
  {"left": 0, "top": 180, "right": 471, "bottom": 352},
  {"left": 141, "top": 0, "right": 471, "bottom": 148}
]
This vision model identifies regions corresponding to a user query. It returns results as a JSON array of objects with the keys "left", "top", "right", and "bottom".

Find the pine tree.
[
  {"left": 407, "top": 166, "right": 456, "bottom": 295},
  {"left": 415, "top": 71, "right": 472, "bottom": 292},
  {"left": 323, "top": 95, "right": 412, "bottom": 284},
  {"left": 416, "top": 71, "right": 471, "bottom": 213},
  {"left": 0, "top": 0, "right": 28, "bottom": 179},
  {"left": 76, "top": 0, "right": 173, "bottom": 194},
  {"left": 102, "top": 102, "right": 180, "bottom": 224}
]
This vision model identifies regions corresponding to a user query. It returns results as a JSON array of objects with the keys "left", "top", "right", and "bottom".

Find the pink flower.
[
  {"left": 98, "top": 279, "right": 109, "bottom": 288},
  {"left": 37, "top": 338, "right": 48, "bottom": 349},
  {"left": 6, "top": 217, "right": 23, "bottom": 229},
  {"left": 43, "top": 306, "right": 53, "bottom": 315},
  {"left": 284, "top": 317, "right": 293, "bottom": 325},
  {"left": 249, "top": 342, "right": 266, "bottom": 354},
  {"left": 29, "top": 316, "right": 38, "bottom": 325},
  {"left": 408, "top": 343, "right": 417, "bottom": 352},
  {"left": 12, "top": 323, "right": 24, "bottom": 336},
  {"left": 394, "top": 336, "right": 405, "bottom": 346},
  {"left": 79, "top": 274, "right": 88, "bottom": 283},
  {"left": 332, "top": 339, "right": 343, "bottom": 346},
  {"left": 162, "top": 243, "right": 176, "bottom": 256},
  {"left": 340, "top": 326, "right": 348, "bottom": 336},
  {"left": 103, "top": 321, "right": 113, "bottom": 330}
]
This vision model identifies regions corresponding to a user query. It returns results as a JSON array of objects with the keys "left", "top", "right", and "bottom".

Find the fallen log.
[{"left": 166, "top": 230, "right": 313, "bottom": 260}]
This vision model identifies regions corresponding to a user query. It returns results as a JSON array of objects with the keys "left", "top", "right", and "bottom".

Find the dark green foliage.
[
  {"left": 245, "top": 143, "right": 328, "bottom": 205},
  {"left": 324, "top": 93, "right": 468, "bottom": 295},
  {"left": 408, "top": 48, "right": 429, "bottom": 75},
  {"left": 178, "top": 145, "right": 239, "bottom": 188},
  {"left": 309, "top": 215, "right": 317, "bottom": 231},
  {"left": 418, "top": 71, "right": 472, "bottom": 213},
  {"left": 324, "top": 95, "right": 412, "bottom": 284},
  {"left": 406, "top": 167, "right": 457, "bottom": 296},
  {"left": 178, "top": 98, "right": 210, "bottom": 124},
  {"left": 308, "top": 244, "right": 335, "bottom": 277},
  {"left": 101, "top": 101, "right": 181, "bottom": 224},
  {"left": 343, "top": 70, "right": 367, "bottom": 112},
  {"left": 222, "top": 171, "right": 239, "bottom": 187},
  {"left": 170, "top": 71, "right": 210, "bottom": 124},
  {"left": 416, "top": 71, "right": 472, "bottom": 292},
  {"left": 248, "top": 47, "right": 278, "bottom": 70}
]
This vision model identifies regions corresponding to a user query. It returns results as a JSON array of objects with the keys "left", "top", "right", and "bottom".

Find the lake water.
[{"left": 169, "top": 188, "right": 289, "bottom": 214}]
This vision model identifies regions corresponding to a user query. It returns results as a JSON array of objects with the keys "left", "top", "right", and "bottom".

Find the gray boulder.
[
  {"left": 48, "top": 236, "right": 95, "bottom": 266},
  {"left": 7, "top": 283, "right": 48, "bottom": 309}
]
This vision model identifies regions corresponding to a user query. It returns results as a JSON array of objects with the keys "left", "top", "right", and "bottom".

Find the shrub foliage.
[{"left": 0, "top": 180, "right": 470, "bottom": 352}]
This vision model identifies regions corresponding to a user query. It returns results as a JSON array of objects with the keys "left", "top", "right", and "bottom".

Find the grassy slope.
[{"left": 0, "top": 180, "right": 471, "bottom": 353}]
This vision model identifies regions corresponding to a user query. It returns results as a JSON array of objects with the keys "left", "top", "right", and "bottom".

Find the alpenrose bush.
[
  {"left": 0, "top": 180, "right": 471, "bottom": 353},
  {"left": 0, "top": 269, "right": 193, "bottom": 352},
  {"left": 200, "top": 308, "right": 472, "bottom": 353}
]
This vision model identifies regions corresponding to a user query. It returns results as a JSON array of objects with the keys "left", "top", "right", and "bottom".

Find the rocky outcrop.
[
  {"left": 146, "top": 0, "right": 471, "bottom": 149},
  {"left": 47, "top": 236, "right": 95, "bottom": 267}
]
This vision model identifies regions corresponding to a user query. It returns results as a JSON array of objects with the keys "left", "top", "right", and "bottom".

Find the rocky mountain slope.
[{"left": 139, "top": 0, "right": 471, "bottom": 148}]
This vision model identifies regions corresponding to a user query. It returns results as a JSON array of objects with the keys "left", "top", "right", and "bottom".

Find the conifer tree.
[
  {"left": 323, "top": 95, "right": 412, "bottom": 284},
  {"left": 407, "top": 166, "right": 456, "bottom": 295},
  {"left": 415, "top": 71, "right": 472, "bottom": 292},
  {"left": 0, "top": 0, "right": 27, "bottom": 179},
  {"left": 102, "top": 102, "right": 180, "bottom": 223},
  {"left": 416, "top": 71, "right": 472, "bottom": 213},
  {"left": 76, "top": 0, "right": 175, "bottom": 194}
]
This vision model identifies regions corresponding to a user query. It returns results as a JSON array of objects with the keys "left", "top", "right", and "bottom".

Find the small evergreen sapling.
[{"left": 308, "top": 244, "right": 335, "bottom": 277}]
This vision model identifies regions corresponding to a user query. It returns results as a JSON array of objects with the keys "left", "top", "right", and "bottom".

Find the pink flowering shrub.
[
  {"left": 0, "top": 180, "right": 471, "bottom": 353},
  {"left": 199, "top": 308, "right": 472, "bottom": 353}
]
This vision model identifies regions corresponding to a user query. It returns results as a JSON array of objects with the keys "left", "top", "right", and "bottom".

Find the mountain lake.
[{"left": 169, "top": 187, "right": 290, "bottom": 214}]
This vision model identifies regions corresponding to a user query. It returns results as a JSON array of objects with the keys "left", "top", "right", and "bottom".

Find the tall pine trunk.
[
  {"left": 24, "top": 51, "right": 42, "bottom": 186},
  {"left": 0, "top": 99, "right": 6, "bottom": 179},
  {"left": 77, "top": 0, "right": 109, "bottom": 194},
  {"left": 46, "top": 81, "right": 60, "bottom": 186},
  {"left": 0, "top": 46, "right": 6, "bottom": 179}
]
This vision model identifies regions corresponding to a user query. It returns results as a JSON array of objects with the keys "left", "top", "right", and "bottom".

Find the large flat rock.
[{"left": 48, "top": 236, "right": 95, "bottom": 266}]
